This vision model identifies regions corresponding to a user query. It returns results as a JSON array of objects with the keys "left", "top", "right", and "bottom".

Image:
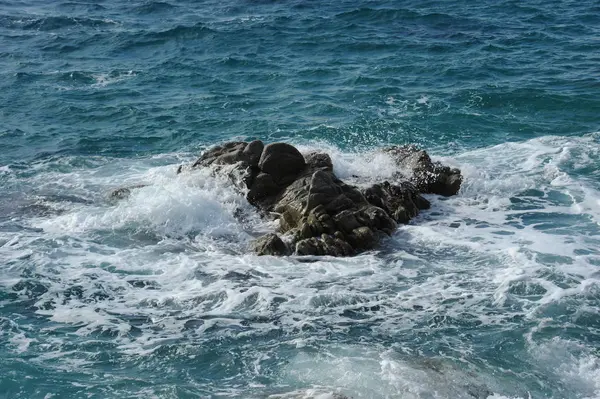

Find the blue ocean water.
[{"left": 1, "top": 0, "right": 600, "bottom": 398}]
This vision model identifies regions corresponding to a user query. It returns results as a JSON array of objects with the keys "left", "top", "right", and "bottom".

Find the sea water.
[{"left": 1, "top": 1, "right": 599, "bottom": 398}]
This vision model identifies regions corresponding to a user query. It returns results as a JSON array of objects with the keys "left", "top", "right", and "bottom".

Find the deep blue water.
[{"left": 1, "top": 1, "right": 600, "bottom": 398}]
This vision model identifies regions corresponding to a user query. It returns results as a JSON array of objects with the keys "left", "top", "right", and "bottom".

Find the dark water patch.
[
  {"left": 116, "top": 23, "right": 215, "bottom": 51},
  {"left": 335, "top": 7, "right": 419, "bottom": 25},
  {"left": 88, "top": 228, "right": 164, "bottom": 249},
  {"left": 40, "top": 31, "right": 103, "bottom": 54},
  {"left": 11, "top": 279, "right": 49, "bottom": 299},
  {"left": 13, "top": 71, "right": 43, "bottom": 83},
  {"left": 56, "top": 2, "right": 108, "bottom": 12},
  {"left": 150, "top": 23, "right": 214, "bottom": 40},
  {"left": 508, "top": 212, "right": 600, "bottom": 235},
  {"left": 40, "top": 38, "right": 83, "bottom": 54},
  {"left": 131, "top": 1, "right": 177, "bottom": 15}
]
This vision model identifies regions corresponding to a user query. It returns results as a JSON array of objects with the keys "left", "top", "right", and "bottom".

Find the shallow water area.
[{"left": 1, "top": 0, "right": 600, "bottom": 398}]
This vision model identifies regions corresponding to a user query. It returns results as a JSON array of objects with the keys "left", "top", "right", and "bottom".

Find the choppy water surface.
[{"left": 1, "top": 1, "right": 599, "bottom": 398}]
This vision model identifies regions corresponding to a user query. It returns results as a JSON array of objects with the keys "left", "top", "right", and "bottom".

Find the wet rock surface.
[
  {"left": 109, "top": 184, "right": 148, "bottom": 200},
  {"left": 182, "top": 140, "right": 462, "bottom": 256},
  {"left": 251, "top": 233, "right": 290, "bottom": 256},
  {"left": 385, "top": 144, "right": 462, "bottom": 196}
]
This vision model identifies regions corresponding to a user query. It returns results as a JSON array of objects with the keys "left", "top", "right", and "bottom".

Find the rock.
[
  {"left": 305, "top": 152, "right": 333, "bottom": 171},
  {"left": 332, "top": 210, "right": 362, "bottom": 233},
  {"left": 465, "top": 383, "right": 493, "bottom": 399},
  {"left": 258, "top": 142, "right": 306, "bottom": 185},
  {"left": 385, "top": 145, "right": 462, "bottom": 196},
  {"left": 263, "top": 155, "right": 399, "bottom": 257},
  {"left": 273, "top": 168, "right": 397, "bottom": 256},
  {"left": 109, "top": 184, "right": 148, "bottom": 200},
  {"left": 193, "top": 140, "right": 263, "bottom": 169},
  {"left": 251, "top": 233, "right": 289, "bottom": 256},
  {"left": 247, "top": 172, "right": 280, "bottom": 205},
  {"left": 444, "top": 173, "right": 463, "bottom": 197},
  {"left": 363, "top": 181, "right": 430, "bottom": 224},
  {"left": 187, "top": 141, "right": 266, "bottom": 195},
  {"left": 347, "top": 226, "right": 377, "bottom": 250},
  {"left": 184, "top": 140, "right": 462, "bottom": 257},
  {"left": 305, "top": 170, "right": 344, "bottom": 213},
  {"left": 242, "top": 139, "right": 265, "bottom": 167},
  {"left": 295, "top": 234, "right": 354, "bottom": 257}
]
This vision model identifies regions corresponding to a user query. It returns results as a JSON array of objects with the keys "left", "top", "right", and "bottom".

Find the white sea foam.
[
  {"left": 525, "top": 334, "right": 600, "bottom": 399},
  {"left": 38, "top": 165, "right": 256, "bottom": 242},
  {"left": 380, "top": 94, "right": 448, "bottom": 118},
  {"left": 8, "top": 332, "right": 36, "bottom": 353},
  {"left": 2, "top": 134, "right": 600, "bottom": 397},
  {"left": 277, "top": 344, "right": 506, "bottom": 399},
  {"left": 92, "top": 70, "right": 137, "bottom": 87},
  {"left": 295, "top": 142, "right": 398, "bottom": 181}
]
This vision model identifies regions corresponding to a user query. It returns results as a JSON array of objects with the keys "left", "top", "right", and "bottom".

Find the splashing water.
[{"left": 1, "top": 134, "right": 599, "bottom": 398}]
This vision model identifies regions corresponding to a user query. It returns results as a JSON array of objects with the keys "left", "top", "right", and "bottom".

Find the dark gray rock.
[
  {"left": 242, "top": 140, "right": 265, "bottom": 167},
  {"left": 295, "top": 234, "right": 354, "bottom": 257},
  {"left": 187, "top": 141, "right": 265, "bottom": 193},
  {"left": 251, "top": 233, "right": 289, "bottom": 256},
  {"left": 109, "top": 184, "right": 148, "bottom": 200},
  {"left": 346, "top": 226, "right": 377, "bottom": 250},
  {"left": 247, "top": 172, "right": 280, "bottom": 206},
  {"left": 385, "top": 145, "right": 462, "bottom": 196},
  {"left": 270, "top": 165, "right": 398, "bottom": 256},
  {"left": 258, "top": 142, "right": 306, "bottom": 185},
  {"left": 305, "top": 151, "right": 333, "bottom": 171},
  {"left": 193, "top": 140, "right": 263, "bottom": 169},
  {"left": 363, "top": 181, "right": 430, "bottom": 224},
  {"left": 184, "top": 140, "right": 462, "bottom": 256}
]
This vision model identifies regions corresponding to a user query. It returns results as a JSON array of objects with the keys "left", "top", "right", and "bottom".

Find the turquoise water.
[{"left": 1, "top": 1, "right": 600, "bottom": 398}]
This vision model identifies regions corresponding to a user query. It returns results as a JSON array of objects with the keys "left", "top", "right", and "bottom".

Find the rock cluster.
[{"left": 179, "top": 140, "right": 462, "bottom": 257}]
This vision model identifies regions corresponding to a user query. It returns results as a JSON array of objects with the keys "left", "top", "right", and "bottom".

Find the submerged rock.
[
  {"left": 109, "top": 184, "right": 148, "bottom": 200},
  {"left": 181, "top": 141, "right": 462, "bottom": 256}
]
